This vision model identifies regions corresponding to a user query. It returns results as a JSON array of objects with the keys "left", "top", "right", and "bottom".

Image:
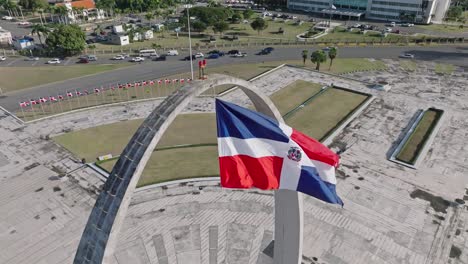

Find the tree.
[
  {"left": 55, "top": 5, "right": 69, "bottom": 24},
  {"left": 213, "top": 21, "right": 229, "bottom": 35},
  {"left": 46, "top": 24, "right": 86, "bottom": 56},
  {"left": 243, "top": 9, "right": 254, "bottom": 20},
  {"left": 445, "top": 6, "right": 463, "bottom": 21},
  {"left": 301, "top": 50, "right": 308, "bottom": 65},
  {"left": 31, "top": 24, "right": 49, "bottom": 46},
  {"left": 145, "top": 12, "right": 154, "bottom": 26},
  {"left": 250, "top": 17, "right": 268, "bottom": 35},
  {"left": 231, "top": 11, "right": 242, "bottom": 23},
  {"left": 192, "top": 21, "right": 207, "bottom": 32},
  {"left": 310, "top": 50, "right": 327, "bottom": 71},
  {"left": 18, "top": 0, "right": 47, "bottom": 13},
  {"left": 207, "top": 0, "right": 220, "bottom": 7},
  {"left": 186, "top": 6, "right": 233, "bottom": 27},
  {"left": 328, "top": 47, "right": 337, "bottom": 70}
]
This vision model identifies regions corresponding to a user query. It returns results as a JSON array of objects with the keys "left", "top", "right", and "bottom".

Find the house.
[
  {"left": 112, "top": 25, "right": 124, "bottom": 34},
  {"left": 132, "top": 30, "right": 154, "bottom": 41},
  {"left": 56, "top": 0, "right": 105, "bottom": 23},
  {"left": 109, "top": 34, "right": 129, "bottom": 46},
  {"left": 12, "top": 36, "right": 34, "bottom": 50},
  {"left": 152, "top": 24, "right": 164, "bottom": 32},
  {"left": 144, "top": 30, "right": 153, "bottom": 40},
  {"left": 0, "top": 27, "right": 12, "bottom": 45}
]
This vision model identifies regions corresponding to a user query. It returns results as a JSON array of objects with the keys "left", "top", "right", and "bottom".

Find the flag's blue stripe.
[
  {"left": 296, "top": 166, "right": 343, "bottom": 205},
  {"left": 216, "top": 99, "right": 289, "bottom": 142}
]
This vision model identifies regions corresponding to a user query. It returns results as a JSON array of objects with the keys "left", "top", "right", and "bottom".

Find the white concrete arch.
[{"left": 73, "top": 74, "right": 303, "bottom": 264}]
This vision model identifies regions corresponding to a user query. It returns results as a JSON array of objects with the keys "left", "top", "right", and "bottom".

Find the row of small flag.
[{"left": 19, "top": 78, "right": 191, "bottom": 107}]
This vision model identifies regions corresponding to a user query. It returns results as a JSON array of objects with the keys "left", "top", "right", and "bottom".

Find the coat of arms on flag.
[{"left": 216, "top": 99, "right": 343, "bottom": 205}]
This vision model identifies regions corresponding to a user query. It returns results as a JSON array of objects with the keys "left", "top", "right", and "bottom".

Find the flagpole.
[
  {"left": 20, "top": 104, "right": 25, "bottom": 121},
  {"left": 30, "top": 102, "right": 36, "bottom": 120},
  {"left": 76, "top": 90, "right": 81, "bottom": 108},
  {"left": 58, "top": 94, "right": 64, "bottom": 113}
]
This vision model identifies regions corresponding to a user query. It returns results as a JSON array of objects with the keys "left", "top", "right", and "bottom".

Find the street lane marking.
[{"left": 6, "top": 58, "right": 20, "bottom": 66}]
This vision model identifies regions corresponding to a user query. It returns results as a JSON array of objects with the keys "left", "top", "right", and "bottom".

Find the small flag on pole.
[
  {"left": 216, "top": 99, "right": 343, "bottom": 205},
  {"left": 94, "top": 88, "right": 100, "bottom": 94},
  {"left": 58, "top": 95, "right": 64, "bottom": 100},
  {"left": 19, "top": 101, "right": 29, "bottom": 107},
  {"left": 49, "top": 96, "right": 58, "bottom": 102},
  {"left": 30, "top": 99, "right": 38, "bottom": 105},
  {"left": 67, "top": 92, "right": 73, "bottom": 97}
]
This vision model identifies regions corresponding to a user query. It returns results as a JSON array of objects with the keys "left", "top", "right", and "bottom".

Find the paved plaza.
[{"left": 1, "top": 61, "right": 468, "bottom": 263}]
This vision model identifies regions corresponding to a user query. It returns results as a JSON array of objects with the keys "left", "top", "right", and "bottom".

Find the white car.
[
  {"left": 385, "top": 27, "right": 392, "bottom": 32},
  {"left": 0, "top": 56, "right": 6, "bottom": 61},
  {"left": 2, "top": 16, "right": 13, "bottom": 21},
  {"left": 232, "top": 52, "right": 246, "bottom": 58},
  {"left": 17, "top": 21, "right": 31, "bottom": 26},
  {"left": 399, "top": 53, "right": 415, "bottom": 59},
  {"left": 112, "top": 55, "right": 125, "bottom": 60},
  {"left": 194, "top": 52, "right": 204, "bottom": 58},
  {"left": 130, "top": 57, "right": 145, "bottom": 62},
  {"left": 47, "top": 58, "right": 61, "bottom": 64},
  {"left": 166, "top": 50, "right": 179, "bottom": 56}
]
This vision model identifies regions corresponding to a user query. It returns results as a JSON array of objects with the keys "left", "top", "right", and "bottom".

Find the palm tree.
[
  {"left": 145, "top": 12, "right": 154, "bottom": 26},
  {"left": 31, "top": 24, "right": 47, "bottom": 46},
  {"left": 328, "top": 47, "right": 337, "bottom": 70},
  {"left": 55, "top": 5, "right": 69, "bottom": 24},
  {"left": 301, "top": 50, "right": 308, "bottom": 66},
  {"left": 311, "top": 50, "right": 327, "bottom": 71}
]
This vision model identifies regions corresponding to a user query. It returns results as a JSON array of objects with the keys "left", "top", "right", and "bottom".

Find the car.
[
  {"left": 232, "top": 52, "right": 246, "bottom": 57},
  {"left": 322, "top": 47, "right": 331, "bottom": 52},
  {"left": 264, "top": 47, "right": 274, "bottom": 52},
  {"left": 257, "top": 48, "right": 272, "bottom": 55},
  {"left": 0, "top": 56, "right": 6, "bottom": 61},
  {"left": 130, "top": 57, "right": 145, "bottom": 62},
  {"left": 47, "top": 58, "right": 61, "bottom": 64},
  {"left": 2, "top": 16, "right": 13, "bottom": 21},
  {"left": 401, "top": 23, "right": 414, "bottom": 27},
  {"left": 399, "top": 53, "right": 414, "bottom": 59},
  {"left": 25, "top": 56, "right": 39, "bottom": 61},
  {"left": 208, "top": 53, "right": 220, "bottom": 59},
  {"left": 153, "top": 55, "right": 167, "bottom": 61},
  {"left": 194, "top": 52, "right": 204, "bottom": 58},
  {"left": 166, "top": 50, "right": 179, "bottom": 56},
  {"left": 353, "top": 23, "right": 361, "bottom": 28},
  {"left": 78, "top": 58, "right": 89, "bottom": 63},
  {"left": 87, "top": 55, "right": 97, "bottom": 61},
  {"left": 385, "top": 27, "right": 392, "bottom": 32},
  {"left": 112, "top": 55, "right": 125, "bottom": 60},
  {"left": 184, "top": 55, "right": 196, "bottom": 61},
  {"left": 227, "top": 49, "right": 240, "bottom": 55},
  {"left": 17, "top": 21, "right": 31, "bottom": 26}
]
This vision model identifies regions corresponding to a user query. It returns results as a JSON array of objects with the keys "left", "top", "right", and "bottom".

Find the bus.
[{"left": 139, "top": 49, "right": 158, "bottom": 57}]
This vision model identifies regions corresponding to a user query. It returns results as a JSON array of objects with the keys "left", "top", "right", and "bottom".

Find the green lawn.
[
  {"left": 270, "top": 80, "right": 323, "bottom": 115},
  {"left": 0, "top": 64, "right": 132, "bottom": 93},
  {"left": 53, "top": 113, "right": 216, "bottom": 162},
  {"left": 286, "top": 87, "right": 369, "bottom": 140},
  {"left": 396, "top": 109, "right": 443, "bottom": 164},
  {"left": 416, "top": 24, "right": 467, "bottom": 33},
  {"left": 435, "top": 63, "right": 455, "bottom": 75}
]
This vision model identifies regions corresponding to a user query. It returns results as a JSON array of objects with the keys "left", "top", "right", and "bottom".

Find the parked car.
[
  {"left": 257, "top": 49, "right": 271, "bottom": 55},
  {"left": 322, "top": 46, "right": 331, "bottom": 52},
  {"left": 385, "top": 27, "right": 392, "bottom": 33},
  {"left": 17, "top": 21, "right": 31, "bottom": 26},
  {"left": 227, "top": 49, "right": 240, "bottom": 55},
  {"left": 184, "top": 55, "right": 196, "bottom": 61},
  {"left": 0, "top": 56, "right": 6, "bottom": 61},
  {"left": 78, "top": 58, "right": 89, "bottom": 63},
  {"left": 25, "top": 56, "right": 39, "bottom": 61},
  {"left": 47, "top": 58, "right": 61, "bottom": 64},
  {"left": 401, "top": 23, "right": 414, "bottom": 27},
  {"left": 2, "top": 16, "right": 13, "bottom": 21},
  {"left": 87, "top": 55, "right": 97, "bottom": 61},
  {"left": 195, "top": 52, "right": 204, "bottom": 58},
  {"left": 208, "top": 53, "right": 220, "bottom": 59},
  {"left": 166, "top": 50, "right": 179, "bottom": 56},
  {"left": 232, "top": 52, "right": 246, "bottom": 57},
  {"left": 208, "top": 50, "right": 225, "bottom": 56},
  {"left": 153, "top": 55, "right": 167, "bottom": 61},
  {"left": 399, "top": 53, "right": 414, "bottom": 59},
  {"left": 130, "top": 57, "right": 145, "bottom": 62},
  {"left": 112, "top": 55, "right": 126, "bottom": 60}
]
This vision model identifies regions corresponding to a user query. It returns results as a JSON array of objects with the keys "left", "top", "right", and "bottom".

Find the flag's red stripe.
[
  {"left": 219, "top": 155, "right": 283, "bottom": 190},
  {"left": 291, "top": 129, "right": 339, "bottom": 167}
]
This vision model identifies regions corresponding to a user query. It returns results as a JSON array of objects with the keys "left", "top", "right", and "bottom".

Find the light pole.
[{"left": 185, "top": 4, "right": 194, "bottom": 80}]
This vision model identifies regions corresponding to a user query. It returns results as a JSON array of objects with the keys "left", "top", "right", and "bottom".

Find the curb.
[{"left": 135, "top": 177, "right": 220, "bottom": 192}]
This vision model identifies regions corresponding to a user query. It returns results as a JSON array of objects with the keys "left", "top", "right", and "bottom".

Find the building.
[
  {"left": 287, "top": 0, "right": 453, "bottom": 24},
  {"left": 109, "top": 34, "right": 130, "bottom": 46},
  {"left": 12, "top": 36, "right": 35, "bottom": 50},
  {"left": 0, "top": 27, "right": 12, "bottom": 45},
  {"left": 56, "top": 0, "right": 105, "bottom": 23}
]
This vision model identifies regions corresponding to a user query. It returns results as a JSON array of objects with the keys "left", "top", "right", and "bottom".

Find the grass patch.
[
  {"left": 400, "top": 60, "right": 417, "bottom": 72},
  {"left": 0, "top": 64, "right": 132, "bottom": 93},
  {"left": 416, "top": 24, "right": 467, "bottom": 33},
  {"left": 285, "top": 87, "right": 369, "bottom": 140},
  {"left": 53, "top": 113, "right": 216, "bottom": 162},
  {"left": 396, "top": 109, "right": 443, "bottom": 164},
  {"left": 435, "top": 63, "right": 455, "bottom": 75},
  {"left": 270, "top": 80, "right": 323, "bottom": 115}
]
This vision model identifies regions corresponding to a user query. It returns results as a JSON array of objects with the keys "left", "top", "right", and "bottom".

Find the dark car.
[
  {"left": 227, "top": 50, "right": 240, "bottom": 55},
  {"left": 264, "top": 47, "right": 274, "bottom": 52},
  {"left": 153, "top": 55, "right": 167, "bottom": 61},
  {"left": 183, "top": 55, "right": 197, "bottom": 61},
  {"left": 208, "top": 50, "right": 225, "bottom": 56},
  {"left": 208, "top": 53, "right": 220, "bottom": 59},
  {"left": 77, "top": 58, "right": 89, "bottom": 63}
]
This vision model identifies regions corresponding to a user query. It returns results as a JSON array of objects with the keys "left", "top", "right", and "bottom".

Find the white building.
[
  {"left": 287, "top": 0, "right": 452, "bottom": 24},
  {"left": 109, "top": 34, "right": 130, "bottom": 46},
  {"left": 0, "top": 27, "right": 12, "bottom": 45},
  {"left": 12, "top": 37, "right": 35, "bottom": 50}
]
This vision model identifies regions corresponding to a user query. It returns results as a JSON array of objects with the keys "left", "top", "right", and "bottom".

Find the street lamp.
[{"left": 184, "top": 4, "right": 194, "bottom": 80}]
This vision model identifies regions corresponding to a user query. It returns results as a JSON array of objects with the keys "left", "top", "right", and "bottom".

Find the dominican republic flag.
[
  {"left": 180, "top": 78, "right": 185, "bottom": 83},
  {"left": 49, "top": 96, "right": 58, "bottom": 102},
  {"left": 158, "top": 80, "right": 162, "bottom": 85},
  {"left": 84, "top": 90, "right": 89, "bottom": 95},
  {"left": 165, "top": 79, "right": 170, "bottom": 84},
  {"left": 67, "top": 92, "right": 73, "bottom": 97},
  {"left": 76, "top": 91, "right": 82, "bottom": 96},
  {"left": 216, "top": 99, "right": 343, "bottom": 205},
  {"left": 149, "top": 80, "right": 155, "bottom": 85},
  {"left": 39, "top": 97, "right": 47, "bottom": 103},
  {"left": 94, "top": 88, "right": 100, "bottom": 94},
  {"left": 58, "top": 95, "right": 64, "bottom": 100},
  {"left": 19, "top": 101, "right": 29, "bottom": 107},
  {"left": 30, "top": 99, "right": 38, "bottom": 105}
]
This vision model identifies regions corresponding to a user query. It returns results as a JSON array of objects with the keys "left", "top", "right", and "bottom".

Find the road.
[{"left": 0, "top": 45, "right": 467, "bottom": 112}]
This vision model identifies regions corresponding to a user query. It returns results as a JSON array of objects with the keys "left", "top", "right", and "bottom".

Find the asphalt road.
[{"left": 1, "top": 45, "right": 467, "bottom": 112}]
